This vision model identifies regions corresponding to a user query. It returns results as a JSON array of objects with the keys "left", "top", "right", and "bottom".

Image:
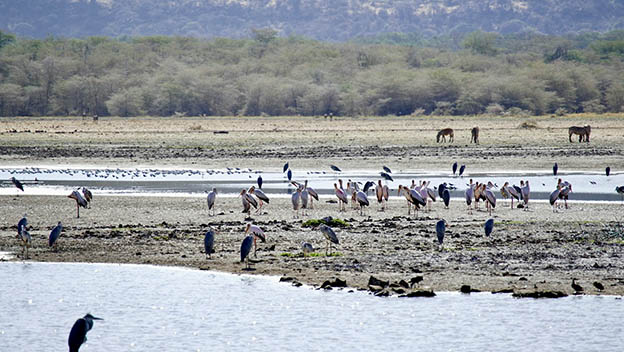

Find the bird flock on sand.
[
  {"left": 7, "top": 160, "right": 620, "bottom": 351},
  {"left": 8, "top": 160, "right": 622, "bottom": 267}
]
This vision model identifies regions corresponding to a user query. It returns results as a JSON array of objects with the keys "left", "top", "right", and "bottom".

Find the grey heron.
[
  {"left": 257, "top": 175, "right": 263, "bottom": 189},
  {"left": 459, "top": 165, "right": 466, "bottom": 177},
  {"left": 355, "top": 190, "right": 369, "bottom": 215},
  {"left": 283, "top": 162, "right": 289, "bottom": 173},
  {"left": 484, "top": 218, "right": 494, "bottom": 237},
  {"left": 452, "top": 162, "right": 457, "bottom": 176},
  {"left": 49, "top": 221, "right": 62, "bottom": 249},
  {"left": 301, "top": 241, "right": 314, "bottom": 256},
  {"left": 240, "top": 235, "right": 254, "bottom": 269},
  {"left": 436, "top": 220, "right": 446, "bottom": 248},
  {"left": 81, "top": 187, "right": 93, "bottom": 208},
  {"left": 206, "top": 188, "right": 217, "bottom": 216},
  {"left": 319, "top": 224, "right": 339, "bottom": 255},
  {"left": 383, "top": 166, "right": 392, "bottom": 174},
  {"left": 17, "top": 216, "right": 30, "bottom": 259},
  {"left": 553, "top": 163, "right": 558, "bottom": 176},
  {"left": 330, "top": 165, "right": 341, "bottom": 172},
  {"left": 204, "top": 229, "right": 215, "bottom": 258},
  {"left": 442, "top": 189, "right": 450, "bottom": 208},
  {"left": 68, "top": 313, "right": 103, "bottom": 352},
  {"left": 606, "top": 167, "right": 611, "bottom": 177},
  {"left": 11, "top": 177, "right": 24, "bottom": 194}
]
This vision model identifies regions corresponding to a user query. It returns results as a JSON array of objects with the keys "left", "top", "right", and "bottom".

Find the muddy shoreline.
[{"left": 2, "top": 195, "right": 623, "bottom": 297}]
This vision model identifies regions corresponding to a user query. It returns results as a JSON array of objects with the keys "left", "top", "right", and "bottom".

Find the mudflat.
[{"left": 2, "top": 115, "right": 624, "bottom": 296}]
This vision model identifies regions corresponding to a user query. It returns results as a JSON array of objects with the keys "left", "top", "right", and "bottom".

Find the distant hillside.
[{"left": 2, "top": 0, "right": 624, "bottom": 40}]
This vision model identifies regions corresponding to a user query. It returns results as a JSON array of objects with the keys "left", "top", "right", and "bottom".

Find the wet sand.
[{"left": 2, "top": 194, "right": 623, "bottom": 296}]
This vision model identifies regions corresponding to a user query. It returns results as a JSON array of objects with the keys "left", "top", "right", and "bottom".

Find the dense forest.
[
  {"left": 2, "top": 0, "right": 624, "bottom": 40},
  {"left": 0, "top": 29, "right": 623, "bottom": 117}
]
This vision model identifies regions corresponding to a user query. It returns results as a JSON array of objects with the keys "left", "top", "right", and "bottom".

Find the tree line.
[{"left": 0, "top": 30, "right": 623, "bottom": 117}]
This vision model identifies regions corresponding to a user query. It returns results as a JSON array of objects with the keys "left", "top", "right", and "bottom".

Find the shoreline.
[{"left": 2, "top": 195, "right": 623, "bottom": 298}]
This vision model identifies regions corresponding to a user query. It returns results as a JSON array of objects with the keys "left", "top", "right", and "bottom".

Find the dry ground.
[{"left": 0, "top": 114, "right": 623, "bottom": 172}]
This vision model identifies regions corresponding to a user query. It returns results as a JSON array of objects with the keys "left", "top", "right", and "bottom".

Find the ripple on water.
[{"left": 0, "top": 262, "right": 623, "bottom": 351}]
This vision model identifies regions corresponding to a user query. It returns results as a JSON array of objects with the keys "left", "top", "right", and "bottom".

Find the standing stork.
[
  {"left": 245, "top": 223, "right": 266, "bottom": 257},
  {"left": 334, "top": 183, "right": 348, "bottom": 211},
  {"left": 465, "top": 181, "right": 474, "bottom": 214},
  {"left": 249, "top": 186, "right": 270, "bottom": 213},
  {"left": 304, "top": 180, "right": 319, "bottom": 209},
  {"left": 484, "top": 183, "right": 496, "bottom": 216},
  {"left": 11, "top": 177, "right": 24, "bottom": 195},
  {"left": 239, "top": 189, "right": 258, "bottom": 217},
  {"left": 291, "top": 187, "right": 302, "bottom": 218},
  {"left": 68, "top": 190, "right": 88, "bottom": 218},
  {"left": 549, "top": 184, "right": 562, "bottom": 212},
  {"left": 521, "top": 180, "right": 531, "bottom": 210}
]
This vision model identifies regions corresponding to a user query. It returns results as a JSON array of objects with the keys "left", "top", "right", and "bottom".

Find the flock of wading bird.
[{"left": 8, "top": 159, "right": 624, "bottom": 269}]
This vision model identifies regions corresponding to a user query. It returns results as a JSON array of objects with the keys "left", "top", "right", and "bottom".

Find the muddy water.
[{"left": 1, "top": 166, "right": 622, "bottom": 201}]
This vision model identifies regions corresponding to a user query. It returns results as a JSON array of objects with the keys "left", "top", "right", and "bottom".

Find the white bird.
[
  {"left": 245, "top": 223, "right": 266, "bottom": 257},
  {"left": 521, "top": 180, "right": 531, "bottom": 210},
  {"left": 334, "top": 182, "right": 348, "bottom": 211}
]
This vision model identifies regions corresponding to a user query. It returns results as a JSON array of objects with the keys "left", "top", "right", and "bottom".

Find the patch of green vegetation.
[
  {"left": 301, "top": 218, "right": 350, "bottom": 228},
  {"left": 280, "top": 252, "right": 343, "bottom": 257}
]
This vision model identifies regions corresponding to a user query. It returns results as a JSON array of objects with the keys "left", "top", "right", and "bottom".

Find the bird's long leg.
[
  {"left": 76, "top": 203, "right": 80, "bottom": 218},
  {"left": 253, "top": 237, "right": 257, "bottom": 257}
]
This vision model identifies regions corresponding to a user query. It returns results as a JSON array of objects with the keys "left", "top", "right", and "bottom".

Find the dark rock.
[
  {"left": 512, "top": 290, "right": 568, "bottom": 299},
  {"left": 292, "top": 281, "right": 303, "bottom": 287},
  {"left": 400, "top": 289, "right": 436, "bottom": 298},
  {"left": 368, "top": 275, "right": 389, "bottom": 288},
  {"left": 398, "top": 280, "right": 410, "bottom": 288},
  {"left": 392, "top": 288, "right": 407, "bottom": 294},
  {"left": 410, "top": 276, "right": 424, "bottom": 287},
  {"left": 279, "top": 276, "right": 295, "bottom": 282},
  {"left": 460, "top": 285, "right": 472, "bottom": 294},
  {"left": 519, "top": 277, "right": 528, "bottom": 281},
  {"left": 321, "top": 278, "right": 347, "bottom": 289}
]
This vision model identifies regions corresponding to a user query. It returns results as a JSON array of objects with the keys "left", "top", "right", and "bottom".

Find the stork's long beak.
[{"left": 92, "top": 316, "right": 103, "bottom": 320}]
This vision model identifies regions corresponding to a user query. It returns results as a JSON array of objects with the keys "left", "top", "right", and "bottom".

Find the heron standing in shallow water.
[
  {"left": 68, "top": 313, "right": 103, "bottom": 352},
  {"left": 11, "top": 177, "right": 24, "bottom": 195}
]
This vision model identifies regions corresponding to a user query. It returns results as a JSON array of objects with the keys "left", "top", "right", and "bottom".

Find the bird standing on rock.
[{"left": 571, "top": 278, "right": 583, "bottom": 294}]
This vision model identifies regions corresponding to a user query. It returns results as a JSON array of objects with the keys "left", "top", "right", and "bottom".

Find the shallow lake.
[
  {"left": 1, "top": 262, "right": 623, "bottom": 351},
  {"left": 1, "top": 166, "right": 622, "bottom": 202}
]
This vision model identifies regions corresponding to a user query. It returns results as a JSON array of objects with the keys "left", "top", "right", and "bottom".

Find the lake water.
[
  {"left": 1, "top": 262, "right": 623, "bottom": 351},
  {"left": 1, "top": 166, "right": 623, "bottom": 201}
]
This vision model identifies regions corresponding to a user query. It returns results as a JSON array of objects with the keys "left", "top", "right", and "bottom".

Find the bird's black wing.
[{"left": 68, "top": 319, "right": 87, "bottom": 352}]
